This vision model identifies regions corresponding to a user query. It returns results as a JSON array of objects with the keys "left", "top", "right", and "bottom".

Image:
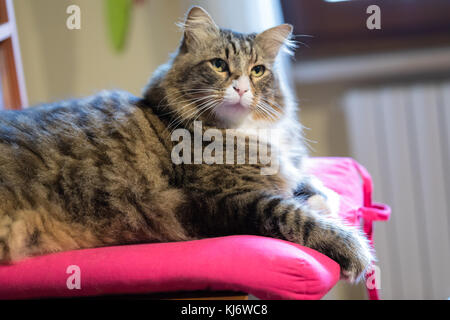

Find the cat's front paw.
[{"left": 334, "top": 226, "right": 374, "bottom": 283}]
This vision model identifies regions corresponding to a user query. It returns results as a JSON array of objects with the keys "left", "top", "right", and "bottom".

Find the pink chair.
[{"left": 0, "top": 157, "right": 390, "bottom": 300}]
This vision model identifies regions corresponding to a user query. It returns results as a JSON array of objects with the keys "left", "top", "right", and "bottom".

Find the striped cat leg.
[{"left": 219, "top": 191, "right": 373, "bottom": 282}]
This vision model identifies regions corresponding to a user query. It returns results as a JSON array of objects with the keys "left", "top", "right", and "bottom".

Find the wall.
[{"left": 14, "top": 0, "right": 184, "bottom": 105}]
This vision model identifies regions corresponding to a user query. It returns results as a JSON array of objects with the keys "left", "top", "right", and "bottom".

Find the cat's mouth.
[
  {"left": 213, "top": 102, "right": 250, "bottom": 125},
  {"left": 223, "top": 102, "right": 247, "bottom": 111}
]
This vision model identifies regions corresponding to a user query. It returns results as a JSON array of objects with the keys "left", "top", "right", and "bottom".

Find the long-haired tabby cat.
[{"left": 0, "top": 7, "right": 372, "bottom": 282}]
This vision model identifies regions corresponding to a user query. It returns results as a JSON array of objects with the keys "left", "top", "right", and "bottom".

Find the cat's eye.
[
  {"left": 251, "top": 65, "right": 265, "bottom": 77},
  {"left": 210, "top": 58, "right": 228, "bottom": 72}
]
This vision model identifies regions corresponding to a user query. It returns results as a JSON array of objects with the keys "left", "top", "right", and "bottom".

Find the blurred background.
[{"left": 1, "top": 0, "right": 449, "bottom": 299}]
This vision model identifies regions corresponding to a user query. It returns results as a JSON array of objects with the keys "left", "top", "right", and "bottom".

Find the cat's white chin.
[{"left": 214, "top": 102, "right": 250, "bottom": 126}]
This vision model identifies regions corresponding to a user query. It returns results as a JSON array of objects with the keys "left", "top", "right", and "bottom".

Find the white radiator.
[{"left": 343, "top": 82, "right": 450, "bottom": 299}]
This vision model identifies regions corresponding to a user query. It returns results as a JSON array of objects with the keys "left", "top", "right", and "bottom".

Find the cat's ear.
[
  {"left": 180, "top": 6, "right": 219, "bottom": 52},
  {"left": 255, "top": 24, "right": 294, "bottom": 62}
]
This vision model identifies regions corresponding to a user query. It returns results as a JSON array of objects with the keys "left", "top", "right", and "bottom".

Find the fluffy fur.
[{"left": 0, "top": 7, "right": 372, "bottom": 282}]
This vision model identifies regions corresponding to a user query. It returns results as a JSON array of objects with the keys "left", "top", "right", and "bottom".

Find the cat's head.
[{"left": 145, "top": 6, "right": 294, "bottom": 128}]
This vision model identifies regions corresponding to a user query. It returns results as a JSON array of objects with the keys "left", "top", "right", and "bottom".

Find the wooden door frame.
[{"left": 0, "top": 0, "right": 28, "bottom": 109}]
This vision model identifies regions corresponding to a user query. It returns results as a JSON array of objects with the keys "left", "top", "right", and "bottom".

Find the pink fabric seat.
[{"left": 0, "top": 157, "right": 390, "bottom": 300}]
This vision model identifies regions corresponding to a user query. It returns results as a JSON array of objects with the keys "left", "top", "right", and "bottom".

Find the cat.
[{"left": 0, "top": 7, "right": 372, "bottom": 282}]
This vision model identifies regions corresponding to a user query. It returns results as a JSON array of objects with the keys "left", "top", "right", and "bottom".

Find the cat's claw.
[{"left": 337, "top": 226, "right": 374, "bottom": 283}]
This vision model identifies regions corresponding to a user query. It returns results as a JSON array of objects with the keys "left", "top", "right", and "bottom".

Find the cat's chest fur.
[{"left": 237, "top": 116, "right": 305, "bottom": 192}]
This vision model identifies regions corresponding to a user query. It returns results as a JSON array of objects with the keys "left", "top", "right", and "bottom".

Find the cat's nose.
[
  {"left": 233, "top": 86, "right": 249, "bottom": 96},
  {"left": 232, "top": 76, "right": 250, "bottom": 97}
]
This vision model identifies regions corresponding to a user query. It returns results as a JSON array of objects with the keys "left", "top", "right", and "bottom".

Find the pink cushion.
[{"left": 0, "top": 157, "right": 377, "bottom": 300}]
